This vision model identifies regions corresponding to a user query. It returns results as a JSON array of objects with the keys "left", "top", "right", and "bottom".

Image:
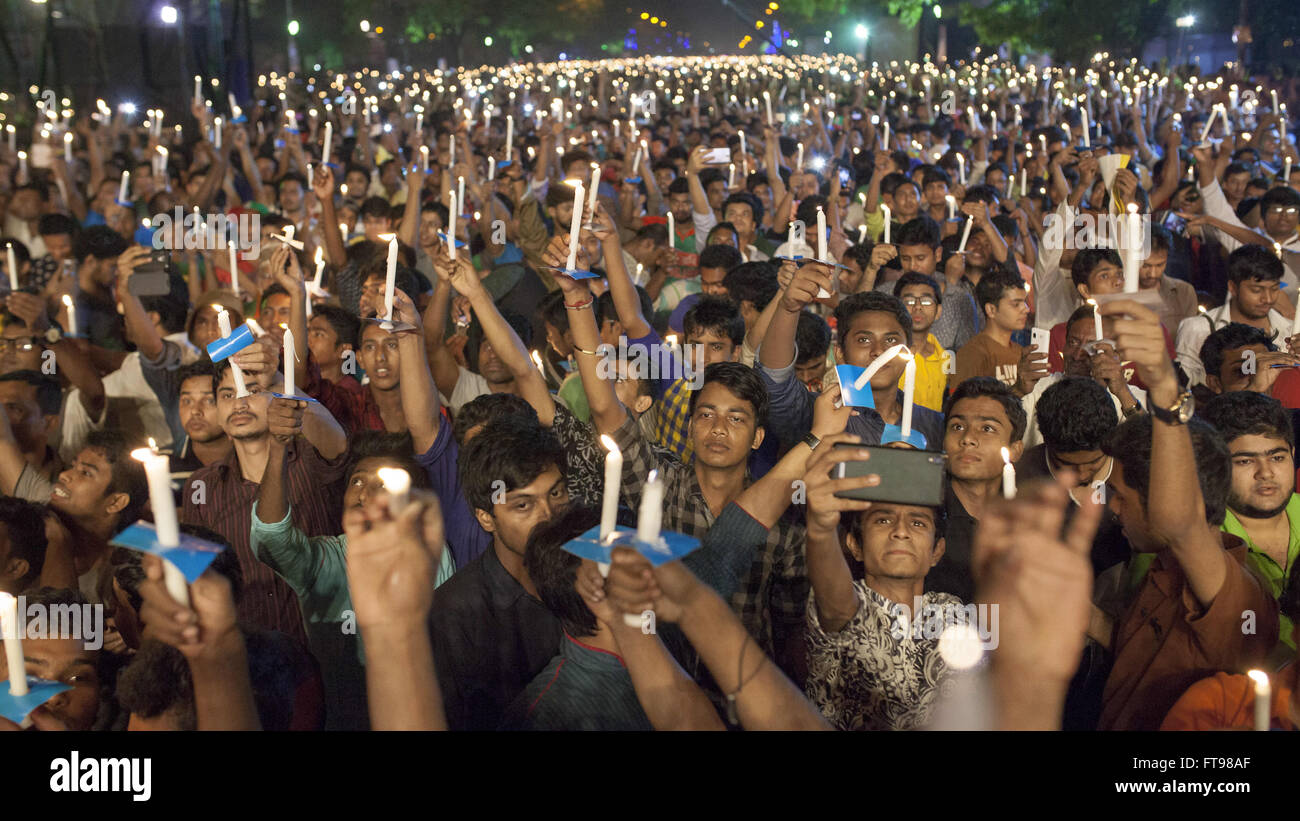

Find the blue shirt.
[{"left": 500, "top": 634, "right": 652, "bottom": 730}]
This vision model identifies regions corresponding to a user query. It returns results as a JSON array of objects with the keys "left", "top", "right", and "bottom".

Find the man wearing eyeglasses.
[
  {"left": 1194, "top": 145, "right": 1300, "bottom": 290},
  {"left": 892, "top": 272, "right": 948, "bottom": 411}
]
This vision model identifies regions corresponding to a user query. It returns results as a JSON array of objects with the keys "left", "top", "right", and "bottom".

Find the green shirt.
[
  {"left": 1222, "top": 494, "right": 1300, "bottom": 651},
  {"left": 556, "top": 369, "right": 591, "bottom": 423}
]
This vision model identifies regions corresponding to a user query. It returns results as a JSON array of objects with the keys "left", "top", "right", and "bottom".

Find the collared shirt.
[
  {"left": 874, "top": 277, "right": 983, "bottom": 351},
  {"left": 759, "top": 348, "right": 945, "bottom": 453},
  {"left": 181, "top": 439, "right": 348, "bottom": 644},
  {"left": 609, "top": 412, "right": 809, "bottom": 676},
  {"left": 1099, "top": 535, "right": 1279, "bottom": 731},
  {"left": 415, "top": 411, "right": 491, "bottom": 569},
  {"left": 1149, "top": 275, "right": 1200, "bottom": 336},
  {"left": 499, "top": 634, "right": 653, "bottom": 730},
  {"left": 901, "top": 332, "right": 948, "bottom": 412},
  {"left": 302, "top": 351, "right": 385, "bottom": 435},
  {"left": 1174, "top": 300, "right": 1290, "bottom": 387},
  {"left": 427, "top": 545, "right": 563, "bottom": 731},
  {"left": 652, "top": 376, "right": 696, "bottom": 464},
  {"left": 805, "top": 582, "right": 965, "bottom": 730},
  {"left": 1222, "top": 493, "right": 1300, "bottom": 653},
  {"left": 1160, "top": 664, "right": 1299, "bottom": 731},
  {"left": 548, "top": 403, "right": 611, "bottom": 509}
]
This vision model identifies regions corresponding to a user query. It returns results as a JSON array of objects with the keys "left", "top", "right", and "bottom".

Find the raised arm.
[{"left": 802, "top": 432, "right": 879, "bottom": 632}]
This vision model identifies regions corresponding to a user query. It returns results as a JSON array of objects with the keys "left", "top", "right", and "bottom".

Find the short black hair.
[
  {"left": 454, "top": 392, "right": 539, "bottom": 446},
  {"left": 347, "top": 431, "right": 432, "bottom": 490},
  {"left": 83, "top": 429, "right": 149, "bottom": 529},
  {"left": 689, "top": 361, "right": 769, "bottom": 430},
  {"left": 895, "top": 216, "right": 942, "bottom": 249},
  {"left": 1037, "top": 377, "right": 1118, "bottom": 452},
  {"left": 465, "top": 306, "right": 532, "bottom": 374},
  {"left": 795, "top": 311, "right": 832, "bottom": 365},
  {"left": 524, "top": 505, "right": 602, "bottom": 638},
  {"left": 457, "top": 414, "right": 564, "bottom": 512},
  {"left": 1227, "top": 244, "right": 1284, "bottom": 285},
  {"left": 358, "top": 196, "right": 393, "bottom": 220},
  {"left": 1202, "top": 391, "right": 1295, "bottom": 449},
  {"left": 683, "top": 295, "right": 745, "bottom": 346},
  {"left": 78, "top": 225, "right": 129, "bottom": 261},
  {"left": 721, "top": 191, "right": 764, "bottom": 226},
  {"left": 722, "top": 261, "right": 779, "bottom": 312},
  {"left": 38, "top": 213, "right": 79, "bottom": 239},
  {"left": 1070, "top": 248, "right": 1123, "bottom": 289},
  {"left": 943, "top": 377, "right": 1028, "bottom": 442},
  {"left": 1281, "top": 556, "right": 1300, "bottom": 624},
  {"left": 1260, "top": 185, "right": 1300, "bottom": 212},
  {"left": 893, "top": 272, "right": 942, "bottom": 304},
  {"left": 1103, "top": 415, "right": 1230, "bottom": 526},
  {"left": 834, "top": 291, "right": 913, "bottom": 347},
  {"left": 116, "top": 639, "right": 197, "bottom": 730},
  {"left": 596, "top": 286, "right": 653, "bottom": 330},
  {"left": 1148, "top": 223, "right": 1173, "bottom": 254},
  {"left": 312, "top": 305, "right": 360, "bottom": 351},
  {"left": 1199, "top": 322, "right": 1276, "bottom": 383},
  {"left": 0, "top": 496, "right": 47, "bottom": 589},
  {"left": 973, "top": 269, "right": 1027, "bottom": 315},
  {"left": 539, "top": 289, "right": 570, "bottom": 335},
  {"left": 0, "top": 369, "right": 62, "bottom": 416},
  {"left": 698, "top": 243, "right": 743, "bottom": 272}
]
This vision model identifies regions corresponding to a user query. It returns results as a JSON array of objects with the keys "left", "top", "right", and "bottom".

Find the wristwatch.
[
  {"left": 43, "top": 326, "right": 62, "bottom": 345},
  {"left": 802, "top": 432, "right": 821, "bottom": 452},
  {"left": 1151, "top": 390, "right": 1194, "bottom": 425}
]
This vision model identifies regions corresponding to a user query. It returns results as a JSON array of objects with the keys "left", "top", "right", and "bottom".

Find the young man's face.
[
  {"left": 1262, "top": 202, "right": 1300, "bottom": 240},
  {"left": 1208, "top": 343, "right": 1271, "bottom": 394},
  {"left": 847, "top": 504, "right": 944, "bottom": 581},
  {"left": 0, "top": 325, "right": 42, "bottom": 373},
  {"left": 1226, "top": 433, "right": 1296, "bottom": 519},
  {"left": 923, "top": 180, "right": 949, "bottom": 207},
  {"left": 8, "top": 189, "right": 43, "bottom": 220},
  {"left": 667, "top": 192, "right": 691, "bottom": 222},
  {"left": 723, "top": 203, "right": 755, "bottom": 238},
  {"left": 1228, "top": 277, "right": 1280, "bottom": 321},
  {"left": 345, "top": 170, "right": 369, "bottom": 193},
  {"left": 943, "top": 396, "right": 1021, "bottom": 482},
  {"left": 261, "top": 294, "right": 293, "bottom": 346},
  {"left": 190, "top": 304, "right": 236, "bottom": 351},
  {"left": 1106, "top": 459, "right": 1159, "bottom": 551},
  {"left": 985, "top": 170, "right": 1006, "bottom": 193},
  {"left": 1047, "top": 446, "right": 1110, "bottom": 487},
  {"left": 653, "top": 167, "right": 676, "bottom": 192},
  {"left": 752, "top": 184, "right": 774, "bottom": 216},
  {"left": 1223, "top": 171, "right": 1251, "bottom": 202},
  {"left": 685, "top": 328, "right": 739, "bottom": 368},
  {"left": 986, "top": 287, "right": 1030, "bottom": 333},
  {"left": 690, "top": 381, "right": 764, "bottom": 470},
  {"left": 1077, "top": 260, "right": 1123, "bottom": 300},
  {"left": 838, "top": 309, "right": 909, "bottom": 384},
  {"left": 0, "top": 379, "right": 54, "bottom": 451},
  {"left": 1139, "top": 248, "right": 1169, "bottom": 291},
  {"left": 612, "top": 359, "right": 652, "bottom": 417},
  {"left": 699, "top": 266, "right": 729, "bottom": 297},
  {"left": 308, "top": 315, "right": 349, "bottom": 370},
  {"left": 279, "top": 181, "right": 304, "bottom": 213},
  {"left": 178, "top": 375, "right": 223, "bottom": 445},
  {"left": 216, "top": 371, "right": 270, "bottom": 440},
  {"left": 795, "top": 356, "right": 827, "bottom": 393},
  {"left": 3, "top": 636, "right": 99, "bottom": 731},
  {"left": 479, "top": 464, "right": 569, "bottom": 555},
  {"left": 358, "top": 324, "right": 401, "bottom": 391},
  {"left": 964, "top": 226, "right": 994, "bottom": 269},
  {"left": 893, "top": 183, "right": 920, "bottom": 220},
  {"left": 51, "top": 446, "right": 125, "bottom": 521},
  {"left": 705, "top": 180, "right": 726, "bottom": 210},
  {"left": 897, "top": 243, "right": 940, "bottom": 277},
  {"left": 344, "top": 456, "right": 413, "bottom": 514},
  {"left": 1063, "top": 317, "right": 1108, "bottom": 376},
  {"left": 361, "top": 213, "right": 393, "bottom": 244},
  {"left": 898, "top": 284, "right": 941, "bottom": 335},
  {"left": 42, "top": 232, "right": 73, "bottom": 263}
]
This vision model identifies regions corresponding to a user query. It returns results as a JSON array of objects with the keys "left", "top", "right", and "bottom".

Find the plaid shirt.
[
  {"left": 609, "top": 413, "right": 808, "bottom": 677},
  {"left": 652, "top": 376, "right": 695, "bottom": 464}
]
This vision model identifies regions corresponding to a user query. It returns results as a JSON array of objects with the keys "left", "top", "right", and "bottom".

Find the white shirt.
[
  {"left": 1199, "top": 179, "right": 1300, "bottom": 290},
  {"left": 1174, "top": 300, "right": 1290, "bottom": 387}
]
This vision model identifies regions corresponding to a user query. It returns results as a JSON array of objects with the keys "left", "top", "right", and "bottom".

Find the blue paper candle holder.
[{"left": 561, "top": 525, "right": 701, "bottom": 567}]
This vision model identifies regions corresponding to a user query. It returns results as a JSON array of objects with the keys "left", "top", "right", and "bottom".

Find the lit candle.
[
  {"left": 1198, "top": 106, "right": 1220, "bottom": 143},
  {"left": 1275, "top": 241, "right": 1284, "bottom": 261},
  {"left": 881, "top": 203, "right": 891, "bottom": 245},
  {"left": 384, "top": 236, "right": 398, "bottom": 321},
  {"left": 486, "top": 154, "right": 495, "bottom": 181},
  {"left": 118, "top": 169, "right": 130, "bottom": 204},
  {"left": 1039, "top": 133, "right": 1048, "bottom": 154},
  {"left": 1271, "top": 89, "right": 1279, "bottom": 112},
  {"left": 900, "top": 353, "right": 917, "bottom": 440},
  {"left": 599, "top": 435, "right": 622, "bottom": 543},
  {"left": 853, "top": 344, "right": 907, "bottom": 391},
  {"left": 738, "top": 130, "right": 746, "bottom": 158},
  {"left": 130, "top": 441, "right": 188, "bottom": 605},
  {"left": 1284, "top": 158, "right": 1293, "bottom": 185},
  {"left": 216, "top": 308, "right": 249, "bottom": 398},
  {"left": 457, "top": 176, "right": 465, "bottom": 215},
  {"left": 566, "top": 182, "right": 584, "bottom": 270},
  {"left": 505, "top": 115, "right": 514, "bottom": 162},
  {"left": 957, "top": 217, "right": 974, "bottom": 253},
  {"left": 858, "top": 224, "right": 868, "bottom": 244},
  {"left": 630, "top": 468, "right": 665, "bottom": 626},
  {"left": 449, "top": 132, "right": 456, "bottom": 167},
  {"left": 1124, "top": 203, "right": 1141, "bottom": 292},
  {"left": 63, "top": 131, "right": 72, "bottom": 164},
  {"left": 228, "top": 241, "right": 240, "bottom": 297},
  {"left": 448, "top": 192, "right": 458, "bottom": 261},
  {"left": 764, "top": 91, "right": 773, "bottom": 126},
  {"left": 1247, "top": 670, "right": 1271, "bottom": 731},
  {"left": 1020, "top": 169, "right": 1027, "bottom": 197},
  {"left": 728, "top": 162, "right": 735, "bottom": 189},
  {"left": 62, "top": 294, "right": 76, "bottom": 338},
  {"left": 588, "top": 163, "right": 600, "bottom": 218},
  {"left": 882, "top": 120, "right": 890, "bottom": 149},
  {"left": 1081, "top": 107, "right": 1090, "bottom": 148},
  {"left": 0, "top": 592, "right": 28, "bottom": 696},
  {"left": 945, "top": 195, "right": 956, "bottom": 220},
  {"left": 816, "top": 206, "right": 827, "bottom": 261},
  {"left": 193, "top": 75, "right": 202, "bottom": 105},
  {"left": 313, "top": 246, "right": 325, "bottom": 290},
  {"left": 5, "top": 243, "right": 16, "bottom": 292},
  {"left": 667, "top": 210, "right": 675, "bottom": 251},
  {"left": 956, "top": 153, "right": 966, "bottom": 185},
  {"left": 1088, "top": 299, "right": 1104, "bottom": 341},
  {"left": 630, "top": 143, "right": 643, "bottom": 175},
  {"left": 796, "top": 142, "right": 804, "bottom": 172},
  {"left": 377, "top": 467, "right": 411, "bottom": 515},
  {"left": 322, "top": 120, "right": 332, "bottom": 167},
  {"left": 283, "top": 327, "right": 297, "bottom": 396},
  {"left": 1001, "top": 447, "right": 1016, "bottom": 499}
]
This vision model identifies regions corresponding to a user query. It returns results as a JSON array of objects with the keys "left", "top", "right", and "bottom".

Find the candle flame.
[
  {"left": 376, "top": 467, "right": 410, "bottom": 492},
  {"left": 1247, "top": 669, "right": 1269, "bottom": 687},
  {"left": 61, "top": 294, "right": 72, "bottom": 308},
  {"left": 530, "top": 350, "right": 544, "bottom": 371},
  {"left": 1001, "top": 446, "right": 1011, "bottom": 465},
  {"left": 377, "top": 232, "right": 397, "bottom": 242}
]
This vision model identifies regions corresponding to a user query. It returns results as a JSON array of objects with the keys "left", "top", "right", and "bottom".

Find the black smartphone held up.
[
  {"left": 128, "top": 250, "right": 174, "bottom": 297},
  {"left": 832, "top": 443, "right": 947, "bottom": 507},
  {"left": 1162, "top": 211, "right": 1188, "bottom": 236}
]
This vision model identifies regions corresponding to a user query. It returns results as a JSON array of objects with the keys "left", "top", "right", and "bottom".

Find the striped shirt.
[{"left": 181, "top": 439, "right": 348, "bottom": 645}]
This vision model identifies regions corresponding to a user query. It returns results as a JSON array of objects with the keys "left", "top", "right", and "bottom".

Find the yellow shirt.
[{"left": 900, "top": 332, "right": 949, "bottom": 412}]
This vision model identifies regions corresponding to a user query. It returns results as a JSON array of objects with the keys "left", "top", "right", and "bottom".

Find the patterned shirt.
[
  {"left": 805, "top": 582, "right": 964, "bottom": 731},
  {"left": 609, "top": 413, "right": 808, "bottom": 676},
  {"left": 652, "top": 376, "right": 695, "bottom": 464}
]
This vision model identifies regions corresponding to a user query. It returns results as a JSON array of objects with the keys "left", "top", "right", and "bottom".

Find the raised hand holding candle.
[
  {"left": 1001, "top": 447, "right": 1017, "bottom": 499},
  {"left": 62, "top": 295, "right": 76, "bottom": 338},
  {"left": 377, "top": 468, "right": 411, "bottom": 515},
  {"left": 283, "top": 328, "right": 297, "bottom": 396},
  {"left": 566, "top": 182, "right": 584, "bottom": 270},
  {"left": 1247, "top": 670, "right": 1271, "bottom": 731},
  {"left": 957, "top": 216, "right": 974, "bottom": 253},
  {"left": 0, "top": 592, "right": 27, "bottom": 696},
  {"left": 447, "top": 192, "right": 458, "bottom": 261},
  {"left": 384, "top": 236, "right": 399, "bottom": 321},
  {"left": 881, "top": 204, "right": 891, "bottom": 245},
  {"left": 5, "top": 243, "right": 16, "bottom": 291}
]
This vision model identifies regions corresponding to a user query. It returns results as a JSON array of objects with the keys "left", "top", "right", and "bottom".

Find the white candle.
[
  {"left": 118, "top": 170, "right": 130, "bottom": 204},
  {"left": 881, "top": 204, "right": 891, "bottom": 245},
  {"left": 216, "top": 308, "right": 249, "bottom": 398},
  {"left": 505, "top": 115, "right": 514, "bottom": 162},
  {"left": 384, "top": 236, "right": 398, "bottom": 321},
  {"left": 313, "top": 247, "right": 325, "bottom": 290},
  {"left": 667, "top": 210, "right": 675, "bottom": 251},
  {"left": 214, "top": 118, "right": 222, "bottom": 150},
  {"left": 816, "top": 206, "right": 827, "bottom": 261},
  {"left": 1199, "top": 106, "right": 1220, "bottom": 143},
  {"left": 132, "top": 442, "right": 180, "bottom": 548},
  {"left": 1124, "top": 203, "right": 1141, "bottom": 293},
  {"left": 322, "top": 121, "right": 332, "bottom": 167},
  {"left": 420, "top": 145, "right": 429, "bottom": 174},
  {"left": 566, "top": 182, "right": 584, "bottom": 270},
  {"left": 283, "top": 328, "right": 297, "bottom": 396},
  {"left": 193, "top": 75, "right": 202, "bottom": 104},
  {"left": 1088, "top": 299, "right": 1104, "bottom": 340},
  {"left": 853, "top": 344, "right": 907, "bottom": 391},
  {"left": 5, "top": 126, "right": 13, "bottom": 152},
  {"left": 1039, "top": 133, "right": 1048, "bottom": 154},
  {"left": 1247, "top": 670, "right": 1271, "bottom": 731},
  {"left": 1001, "top": 447, "right": 1016, "bottom": 499},
  {"left": 1283, "top": 157, "right": 1292, "bottom": 185},
  {"left": 946, "top": 195, "right": 956, "bottom": 220},
  {"left": 900, "top": 353, "right": 916, "bottom": 439},
  {"left": 728, "top": 163, "right": 735, "bottom": 189},
  {"left": 448, "top": 192, "right": 458, "bottom": 261},
  {"left": 1081, "top": 108, "right": 1090, "bottom": 148},
  {"left": 796, "top": 142, "right": 804, "bottom": 172},
  {"left": 858, "top": 224, "right": 868, "bottom": 244},
  {"left": 882, "top": 120, "right": 890, "bottom": 149},
  {"left": 228, "top": 241, "right": 240, "bottom": 297},
  {"left": 62, "top": 294, "right": 76, "bottom": 338},
  {"left": 599, "top": 434, "right": 622, "bottom": 540},
  {"left": 968, "top": 106, "right": 978, "bottom": 132},
  {"left": 1272, "top": 89, "right": 1279, "bottom": 112},
  {"left": 630, "top": 144, "right": 643, "bottom": 175},
  {"left": 1020, "top": 169, "right": 1027, "bottom": 197},
  {"left": 487, "top": 154, "right": 495, "bottom": 181},
  {"left": 956, "top": 153, "right": 966, "bottom": 185},
  {"left": 738, "top": 130, "right": 746, "bottom": 158},
  {"left": 588, "top": 163, "right": 600, "bottom": 217},
  {"left": 957, "top": 217, "right": 974, "bottom": 253},
  {"left": 0, "top": 592, "right": 27, "bottom": 696},
  {"left": 635, "top": 469, "right": 665, "bottom": 544},
  {"left": 377, "top": 468, "right": 411, "bottom": 515},
  {"left": 5, "top": 243, "right": 16, "bottom": 291},
  {"left": 457, "top": 176, "right": 465, "bottom": 215},
  {"left": 63, "top": 131, "right": 72, "bottom": 164},
  {"left": 764, "top": 91, "right": 773, "bottom": 126},
  {"left": 449, "top": 133, "right": 456, "bottom": 167}
]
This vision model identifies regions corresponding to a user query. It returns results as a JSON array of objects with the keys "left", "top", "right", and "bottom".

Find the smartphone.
[
  {"left": 1162, "top": 211, "right": 1188, "bottom": 236},
  {"left": 851, "top": 111, "right": 863, "bottom": 121},
  {"left": 1030, "top": 327, "right": 1051, "bottom": 357},
  {"left": 838, "top": 167, "right": 852, "bottom": 186},
  {"left": 702, "top": 148, "right": 731, "bottom": 165},
  {"left": 129, "top": 250, "right": 173, "bottom": 297},
  {"left": 833, "top": 443, "right": 947, "bottom": 506}
]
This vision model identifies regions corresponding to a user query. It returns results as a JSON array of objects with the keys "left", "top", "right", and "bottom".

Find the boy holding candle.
[
  {"left": 0, "top": 587, "right": 103, "bottom": 731},
  {"left": 892, "top": 273, "right": 948, "bottom": 412},
  {"left": 955, "top": 270, "right": 1047, "bottom": 394}
]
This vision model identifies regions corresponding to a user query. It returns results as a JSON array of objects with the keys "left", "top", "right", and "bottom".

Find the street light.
[
  {"left": 287, "top": 19, "right": 299, "bottom": 36},
  {"left": 159, "top": 4, "right": 178, "bottom": 24},
  {"left": 854, "top": 24, "right": 870, "bottom": 65},
  {"left": 934, "top": 4, "right": 942, "bottom": 18},
  {"left": 1175, "top": 14, "right": 1196, "bottom": 64},
  {"left": 359, "top": 19, "right": 370, "bottom": 32}
]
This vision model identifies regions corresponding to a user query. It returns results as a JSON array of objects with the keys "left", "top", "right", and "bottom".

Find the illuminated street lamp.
[
  {"left": 854, "top": 23, "right": 870, "bottom": 64},
  {"left": 1175, "top": 14, "right": 1196, "bottom": 64},
  {"left": 159, "top": 5, "right": 178, "bottom": 24}
]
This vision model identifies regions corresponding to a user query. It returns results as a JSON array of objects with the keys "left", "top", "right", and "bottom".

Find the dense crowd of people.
[{"left": 0, "top": 52, "right": 1297, "bottom": 731}]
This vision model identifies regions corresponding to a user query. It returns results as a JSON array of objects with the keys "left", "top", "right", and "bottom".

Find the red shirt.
[
  {"left": 302, "top": 352, "right": 386, "bottom": 435},
  {"left": 1047, "top": 318, "right": 1176, "bottom": 392}
]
